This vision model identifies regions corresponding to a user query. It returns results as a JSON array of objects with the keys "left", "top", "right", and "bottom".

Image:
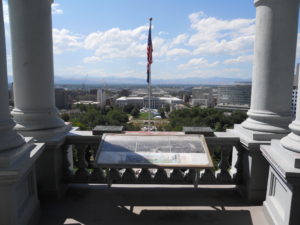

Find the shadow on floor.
[{"left": 39, "top": 184, "right": 257, "bottom": 225}]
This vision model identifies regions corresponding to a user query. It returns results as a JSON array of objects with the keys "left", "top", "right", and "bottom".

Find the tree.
[
  {"left": 130, "top": 107, "right": 140, "bottom": 118},
  {"left": 123, "top": 104, "right": 135, "bottom": 114},
  {"left": 158, "top": 107, "right": 166, "bottom": 118},
  {"left": 118, "top": 89, "right": 131, "bottom": 97},
  {"left": 61, "top": 113, "right": 70, "bottom": 122},
  {"left": 107, "top": 109, "right": 128, "bottom": 125},
  {"left": 166, "top": 107, "right": 247, "bottom": 132}
]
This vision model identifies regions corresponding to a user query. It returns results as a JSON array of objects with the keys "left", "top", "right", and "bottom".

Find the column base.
[
  {"left": 261, "top": 143, "right": 300, "bottom": 225},
  {"left": 233, "top": 124, "right": 279, "bottom": 202},
  {"left": 12, "top": 108, "right": 65, "bottom": 131},
  {"left": 241, "top": 110, "right": 291, "bottom": 134},
  {"left": 0, "top": 138, "right": 44, "bottom": 225},
  {"left": 280, "top": 121, "right": 300, "bottom": 153},
  {"left": 0, "top": 119, "right": 25, "bottom": 151},
  {"left": 234, "top": 124, "right": 286, "bottom": 142},
  {"left": 17, "top": 122, "right": 72, "bottom": 143}
]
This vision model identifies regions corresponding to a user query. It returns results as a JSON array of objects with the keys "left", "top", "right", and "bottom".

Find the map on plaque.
[{"left": 96, "top": 133, "right": 213, "bottom": 168}]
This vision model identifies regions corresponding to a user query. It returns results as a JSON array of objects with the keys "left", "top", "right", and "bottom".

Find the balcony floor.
[{"left": 39, "top": 184, "right": 270, "bottom": 225}]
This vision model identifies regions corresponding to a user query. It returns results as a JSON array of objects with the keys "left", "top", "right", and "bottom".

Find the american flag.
[{"left": 147, "top": 18, "right": 153, "bottom": 83}]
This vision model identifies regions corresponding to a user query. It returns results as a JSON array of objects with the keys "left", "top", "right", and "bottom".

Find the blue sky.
[{"left": 3, "top": 0, "right": 300, "bottom": 82}]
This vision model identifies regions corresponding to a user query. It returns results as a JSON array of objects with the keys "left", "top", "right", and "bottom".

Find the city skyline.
[{"left": 3, "top": 0, "right": 300, "bottom": 84}]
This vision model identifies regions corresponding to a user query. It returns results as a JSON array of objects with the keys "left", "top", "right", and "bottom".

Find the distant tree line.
[
  {"left": 60, "top": 104, "right": 139, "bottom": 131},
  {"left": 61, "top": 104, "right": 247, "bottom": 132},
  {"left": 158, "top": 107, "right": 247, "bottom": 132}
]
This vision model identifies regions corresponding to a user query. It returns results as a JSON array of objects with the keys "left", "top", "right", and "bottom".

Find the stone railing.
[{"left": 63, "top": 129, "right": 241, "bottom": 185}]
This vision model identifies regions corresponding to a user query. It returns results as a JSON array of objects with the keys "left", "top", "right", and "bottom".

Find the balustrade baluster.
[
  {"left": 89, "top": 144, "right": 105, "bottom": 182},
  {"left": 200, "top": 169, "right": 216, "bottom": 183},
  {"left": 137, "top": 168, "right": 152, "bottom": 183},
  {"left": 184, "top": 169, "right": 196, "bottom": 184},
  {"left": 109, "top": 168, "right": 122, "bottom": 183},
  {"left": 85, "top": 145, "right": 93, "bottom": 169},
  {"left": 63, "top": 145, "right": 74, "bottom": 182},
  {"left": 233, "top": 144, "right": 243, "bottom": 184},
  {"left": 170, "top": 169, "right": 184, "bottom": 183},
  {"left": 122, "top": 168, "right": 136, "bottom": 183},
  {"left": 217, "top": 146, "right": 233, "bottom": 183},
  {"left": 74, "top": 144, "right": 90, "bottom": 182},
  {"left": 153, "top": 168, "right": 168, "bottom": 183}
]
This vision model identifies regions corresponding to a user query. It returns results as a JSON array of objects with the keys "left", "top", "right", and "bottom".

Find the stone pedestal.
[
  {"left": 0, "top": 138, "right": 44, "bottom": 225},
  {"left": 233, "top": 125, "right": 271, "bottom": 202},
  {"left": 34, "top": 128, "right": 71, "bottom": 199},
  {"left": 261, "top": 142, "right": 300, "bottom": 225}
]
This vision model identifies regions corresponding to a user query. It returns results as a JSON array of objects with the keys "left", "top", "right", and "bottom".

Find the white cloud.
[
  {"left": 61, "top": 65, "right": 104, "bottom": 77},
  {"left": 83, "top": 26, "right": 148, "bottom": 60},
  {"left": 52, "top": 28, "right": 82, "bottom": 54},
  {"left": 50, "top": 10, "right": 258, "bottom": 80},
  {"left": 158, "top": 31, "right": 168, "bottom": 36},
  {"left": 224, "top": 55, "right": 253, "bottom": 64},
  {"left": 178, "top": 58, "right": 219, "bottom": 70},
  {"left": 166, "top": 48, "right": 190, "bottom": 57},
  {"left": 171, "top": 34, "right": 188, "bottom": 46},
  {"left": 83, "top": 56, "right": 102, "bottom": 63},
  {"left": 187, "top": 11, "right": 255, "bottom": 55},
  {"left": 52, "top": 3, "right": 63, "bottom": 15}
]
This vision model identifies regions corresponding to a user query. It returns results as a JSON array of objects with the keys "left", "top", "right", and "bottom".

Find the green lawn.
[{"left": 138, "top": 112, "right": 153, "bottom": 120}]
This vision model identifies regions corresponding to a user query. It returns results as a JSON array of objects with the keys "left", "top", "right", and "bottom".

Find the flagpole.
[
  {"left": 147, "top": 17, "right": 152, "bottom": 132},
  {"left": 148, "top": 68, "right": 151, "bottom": 131}
]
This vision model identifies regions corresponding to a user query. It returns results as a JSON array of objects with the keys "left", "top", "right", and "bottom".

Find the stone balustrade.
[{"left": 63, "top": 130, "right": 242, "bottom": 185}]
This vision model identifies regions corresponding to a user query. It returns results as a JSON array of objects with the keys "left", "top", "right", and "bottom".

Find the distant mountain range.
[{"left": 8, "top": 75, "right": 251, "bottom": 85}]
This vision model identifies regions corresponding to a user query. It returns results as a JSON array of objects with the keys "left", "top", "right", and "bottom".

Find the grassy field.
[{"left": 138, "top": 112, "right": 153, "bottom": 120}]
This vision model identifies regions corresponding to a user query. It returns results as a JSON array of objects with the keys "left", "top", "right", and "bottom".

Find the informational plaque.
[{"left": 96, "top": 133, "right": 213, "bottom": 169}]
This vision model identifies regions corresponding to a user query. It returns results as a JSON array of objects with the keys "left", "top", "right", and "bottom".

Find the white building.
[{"left": 116, "top": 96, "right": 183, "bottom": 109}]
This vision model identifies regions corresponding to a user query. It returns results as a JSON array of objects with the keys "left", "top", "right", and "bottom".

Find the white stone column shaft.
[
  {"left": 0, "top": 0, "right": 24, "bottom": 151},
  {"left": 281, "top": 76, "right": 300, "bottom": 152},
  {"left": 242, "top": 0, "right": 299, "bottom": 134},
  {"left": 8, "top": 0, "right": 64, "bottom": 131}
]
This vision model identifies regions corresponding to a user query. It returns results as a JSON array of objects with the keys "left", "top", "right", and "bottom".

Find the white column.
[
  {"left": 281, "top": 79, "right": 300, "bottom": 152},
  {"left": 0, "top": 0, "right": 24, "bottom": 151},
  {"left": 8, "top": 0, "right": 65, "bottom": 131},
  {"left": 242, "top": 0, "right": 299, "bottom": 134}
]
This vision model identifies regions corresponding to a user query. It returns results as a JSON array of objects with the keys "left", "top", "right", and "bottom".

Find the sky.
[{"left": 2, "top": 0, "right": 300, "bottom": 83}]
